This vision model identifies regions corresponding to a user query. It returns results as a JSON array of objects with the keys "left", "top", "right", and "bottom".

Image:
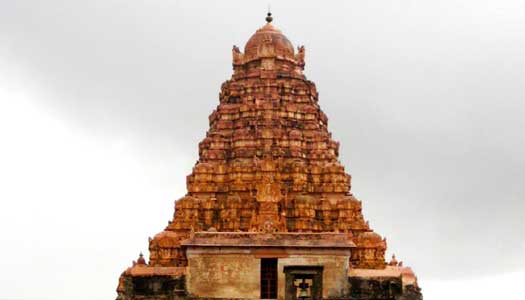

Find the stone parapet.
[{"left": 182, "top": 232, "right": 356, "bottom": 249}]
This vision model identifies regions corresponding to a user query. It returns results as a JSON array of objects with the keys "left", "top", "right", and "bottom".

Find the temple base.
[
  {"left": 117, "top": 232, "right": 421, "bottom": 300},
  {"left": 117, "top": 275, "right": 422, "bottom": 300}
]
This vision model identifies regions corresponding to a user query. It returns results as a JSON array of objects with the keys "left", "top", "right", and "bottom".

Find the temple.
[{"left": 116, "top": 13, "right": 422, "bottom": 300}]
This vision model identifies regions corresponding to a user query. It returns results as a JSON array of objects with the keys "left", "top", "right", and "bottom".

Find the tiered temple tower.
[{"left": 116, "top": 13, "right": 422, "bottom": 300}]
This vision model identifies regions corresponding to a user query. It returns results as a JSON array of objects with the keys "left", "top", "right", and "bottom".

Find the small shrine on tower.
[{"left": 116, "top": 12, "right": 422, "bottom": 300}]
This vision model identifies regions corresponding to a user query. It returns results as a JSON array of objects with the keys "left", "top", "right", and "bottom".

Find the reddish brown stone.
[{"left": 116, "top": 14, "right": 421, "bottom": 300}]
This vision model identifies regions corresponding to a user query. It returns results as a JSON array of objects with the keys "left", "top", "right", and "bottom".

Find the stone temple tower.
[{"left": 116, "top": 13, "right": 422, "bottom": 300}]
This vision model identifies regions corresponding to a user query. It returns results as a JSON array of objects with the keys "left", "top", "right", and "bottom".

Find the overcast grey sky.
[{"left": 1, "top": 1, "right": 524, "bottom": 299}]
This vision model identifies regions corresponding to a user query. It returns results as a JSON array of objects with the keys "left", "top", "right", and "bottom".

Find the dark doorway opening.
[
  {"left": 261, "top": 258, "right": 278, "bottom": 299},
  {"left": 283, "top": 266, "right": 323, "bottom": 300}
]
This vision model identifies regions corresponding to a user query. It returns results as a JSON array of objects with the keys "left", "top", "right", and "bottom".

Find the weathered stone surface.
[
  {"left": 348, "top": 276, "right": 422, "bottom": 300},
  {"left": 117, "top": 272, "right": 186, "bottom": 300},
  {"left": 183, "top": 232, "right": 354, "bottom": 299},
  {"left": 181, "top": 232, "right": 355, "bottom": 248},
  {"left": 187, "top": 253, "right": 260, "bottom": 299}
]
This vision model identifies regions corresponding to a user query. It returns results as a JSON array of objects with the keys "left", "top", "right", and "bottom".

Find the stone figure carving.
[
  {"left": 296, "top": 45, "right": 305, "bottom": 68},
  {"left": 232, "top": 45, "right": 243, "bottom": 65}
]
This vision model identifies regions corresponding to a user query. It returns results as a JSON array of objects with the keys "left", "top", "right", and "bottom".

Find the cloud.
[
  {"left": 1, "top": 0, "right": 524, "bottom": 299},
  {"left": 422, "top": 271, "right": 525, "bottom": 300},
  {"left": 0, "top": 82, "right": 192, "bottom": 300}
]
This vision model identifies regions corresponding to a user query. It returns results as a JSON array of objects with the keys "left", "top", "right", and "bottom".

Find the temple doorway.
[
  {"left": 283, "top": 266, "right": 323, "bottom": 300},
  {"left": 261, "top": 258, "right": 278, "bottom": 299}
]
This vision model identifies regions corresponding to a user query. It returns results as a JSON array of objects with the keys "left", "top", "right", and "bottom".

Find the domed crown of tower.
[
  {"left": 232, "top": 12, "right": 305, "bottom": 72},
  {"left": 244, "top": 13, "right": 295, "bottom": 60}
]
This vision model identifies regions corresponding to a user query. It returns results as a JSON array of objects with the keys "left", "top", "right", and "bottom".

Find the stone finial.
[
  {"left": 265, "top": 12, "right": 273, "bottom": 23},
  {"left": 136, "top": 252, "right": 146, "bottom": 265},
  {"left": 389, "top": 254, "right": 398, "bottom": 266}
]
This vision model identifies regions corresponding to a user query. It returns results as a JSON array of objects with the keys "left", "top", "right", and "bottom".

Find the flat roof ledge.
[{"left": 181, "top": 231, "right": 356, "bottom": 248}]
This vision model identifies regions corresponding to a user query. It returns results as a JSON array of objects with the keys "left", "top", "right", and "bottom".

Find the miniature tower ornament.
[{"left": 115, "top": 14, "right": 422, "bottom": 300}]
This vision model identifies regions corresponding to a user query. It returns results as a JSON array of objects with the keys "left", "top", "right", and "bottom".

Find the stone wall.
[
  {"left": 347, "top": 276, "right": 422, "bottom": 300},
  {"left": 117, "top": 274, "right": 186, "bottom": 300},
  {"left": 182, "top": 232, "right": 354, "bottom": 300},
  {"left": 186, "top": 250, "right": 260, "bottom": 299},
  {"left": 185, "top": 247, "right": 352, "bottom": 300},
  {"left": 117, "top": 273, "right": 422, "bottom": 300}
]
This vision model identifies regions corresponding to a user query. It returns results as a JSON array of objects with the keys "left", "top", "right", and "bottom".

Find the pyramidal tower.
[{"left": 116, "top": 13, "right": 422, "bottom": 300}]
